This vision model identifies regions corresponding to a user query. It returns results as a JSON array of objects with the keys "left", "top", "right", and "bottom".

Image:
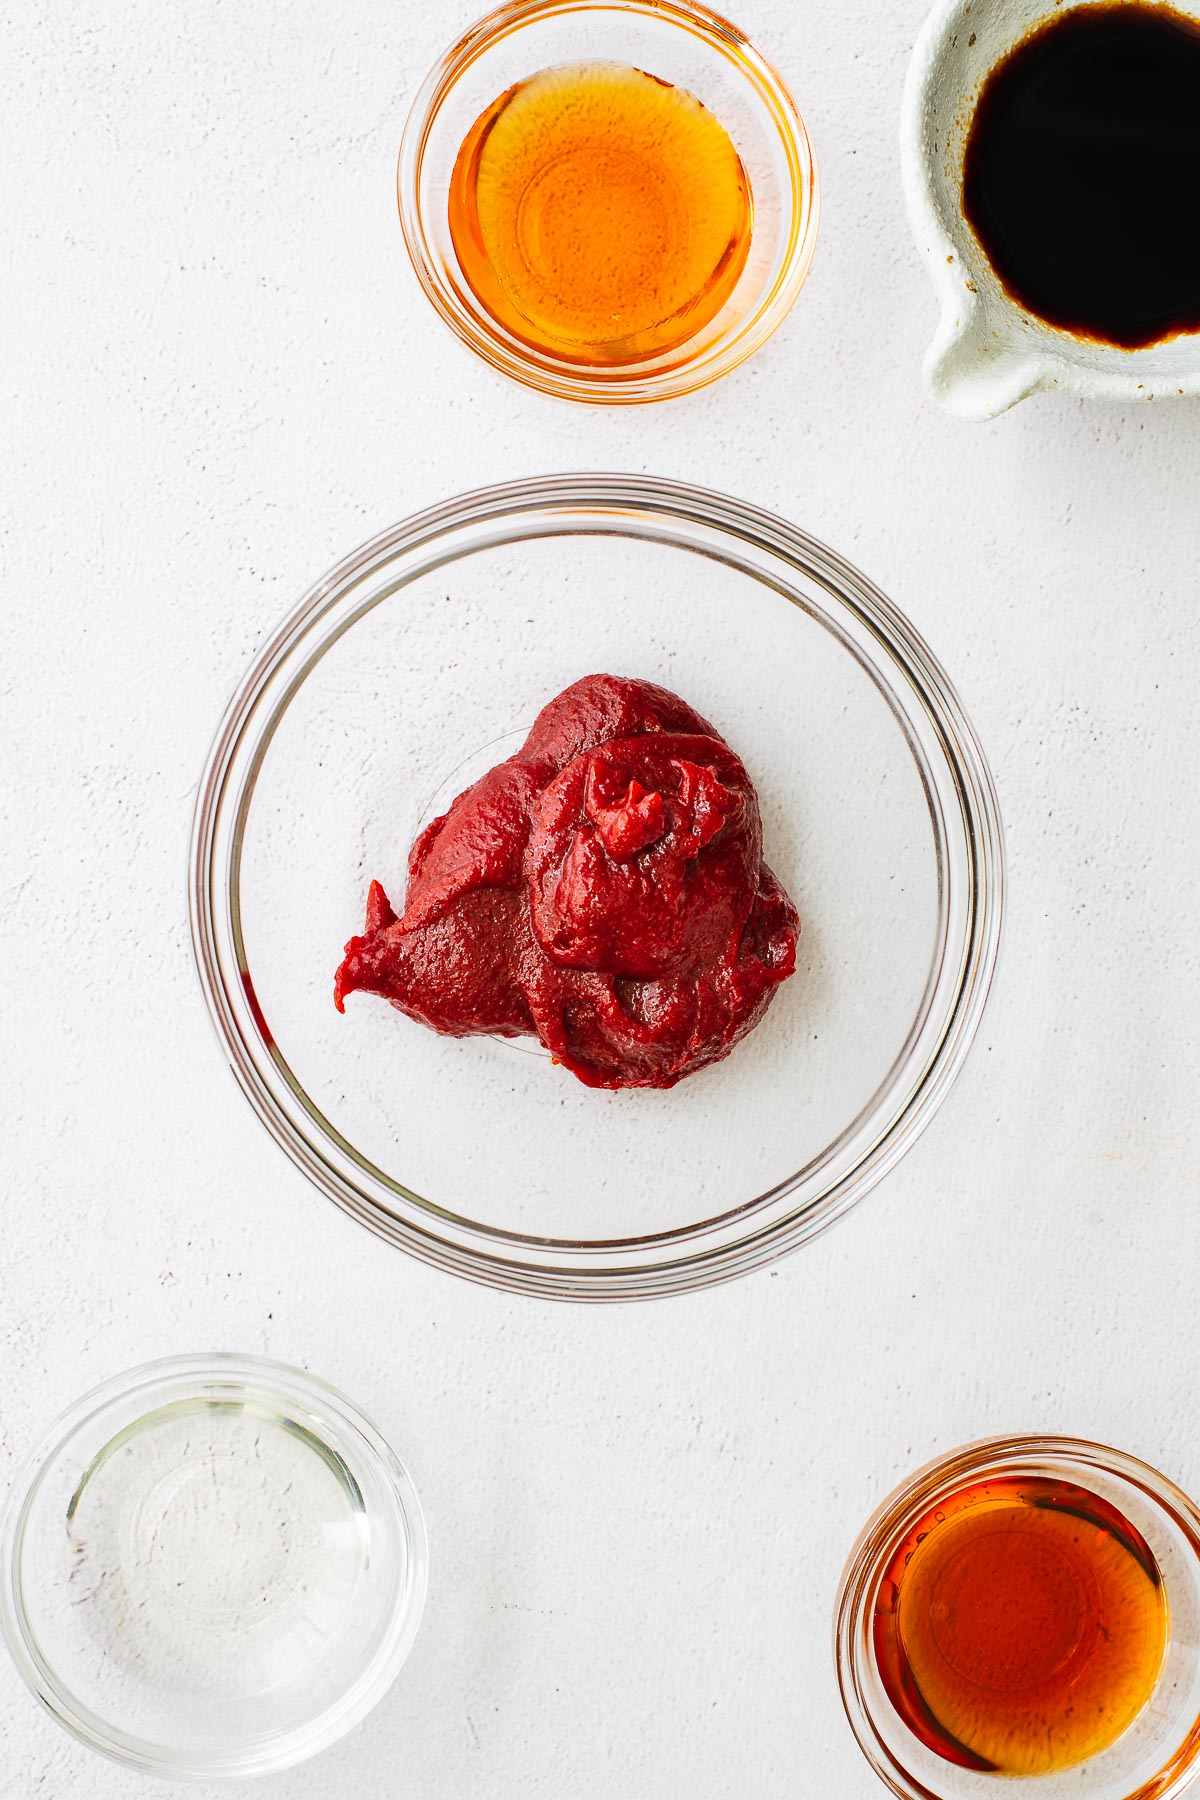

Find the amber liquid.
[
  {"left": 447, "top": 61, "right": 752, "bottom": 366},
  {"left": 874, "top": 1476, "right": 1168, "bottom": 1775}
]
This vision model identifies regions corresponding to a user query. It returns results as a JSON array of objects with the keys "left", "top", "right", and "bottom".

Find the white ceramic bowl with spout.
[{"left": 901, "top": 0, "right": 1200, "bottom": 418}]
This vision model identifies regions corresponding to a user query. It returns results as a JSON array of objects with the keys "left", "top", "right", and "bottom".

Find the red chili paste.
[{"left": 334, "top": 674, "right": 798, "bottom": 1089}]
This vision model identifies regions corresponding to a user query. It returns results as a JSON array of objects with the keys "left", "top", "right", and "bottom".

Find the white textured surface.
[{"left": 2, "top": 0, "right": 1200, "bottom": 1795}]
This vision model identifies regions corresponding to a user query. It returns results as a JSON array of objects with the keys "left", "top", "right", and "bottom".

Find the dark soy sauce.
[{"left": 963, "top": 3, "right": 1200, "bottom": 348}]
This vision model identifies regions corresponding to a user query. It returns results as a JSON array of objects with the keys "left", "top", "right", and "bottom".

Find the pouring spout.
[{"left": 924, "top": 298, "right": 1045, "bottom": 420}]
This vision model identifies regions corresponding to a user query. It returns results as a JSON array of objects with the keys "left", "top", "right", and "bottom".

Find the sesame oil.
[
  {"left": 448, "top": 61, "right": 752, "bottom": 365},
  {"left": 874, "top": 1475, "right": 1168, "bottom": 1775}
]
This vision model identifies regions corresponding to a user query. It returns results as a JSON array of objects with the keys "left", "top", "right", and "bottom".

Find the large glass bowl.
[
  {"left": 190, "top": 476, "right": 1004, "bottom": 1300},
  {"left": 398, "top": 0, "right": 819, "bottom": 403}
]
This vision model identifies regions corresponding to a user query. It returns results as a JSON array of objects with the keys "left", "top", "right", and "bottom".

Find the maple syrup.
[
  {"left": 447, "top": 60, "right": 752, "bottom": 365},
  {"left": 963, "top": 3, "right": 1200, "bottom": 348},
  {"left": 874, "top": 1475, "right": 1168, "bottom": 1775}
]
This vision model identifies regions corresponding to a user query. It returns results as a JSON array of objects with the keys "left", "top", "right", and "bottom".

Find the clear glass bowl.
[
  {"left": 189, "top": 475, "right": 1004, "bottom": 1301},
  {"left": 397, "top": 0, "right": 819, "bottom": 402},
  {"left": 0, "top": 1355, "right": 427, "bottom": 1779},
  {"left": 836, "top": 1435, "right": 1200, "bottom": 1800}
]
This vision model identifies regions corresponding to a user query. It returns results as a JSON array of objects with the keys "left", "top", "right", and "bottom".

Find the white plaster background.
[{"left": 2, "top": 0, "right": 1199, "bottom": 1794}]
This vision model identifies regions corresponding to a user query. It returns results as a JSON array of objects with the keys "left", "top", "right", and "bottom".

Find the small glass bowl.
[
  {"left": 189, "top": 474, "right": 1003, "bottom": 1301},
  {"left": 0, "top": 1355, "right": 427, "bottom": 1780},
  {"left": 397, "top": 0, "right": 819, "bottom": 402},
  {"left": 836, "top": 1435, "right": 1200, "bottom": 1800}
]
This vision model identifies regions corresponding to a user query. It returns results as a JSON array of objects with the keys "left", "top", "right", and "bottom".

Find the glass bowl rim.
[
  {"left": 188, "top": 472, "right": 1004, "bottom": 1301},
  {"left": 834, "top": 1431, "right": 1200, "bottom": 1800},
  {"left": 396, "top": 0, "right": 821, "bottom": 404},
  {"left": 0, "top": 1352, "right": 429, "bottom": 1780}
]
